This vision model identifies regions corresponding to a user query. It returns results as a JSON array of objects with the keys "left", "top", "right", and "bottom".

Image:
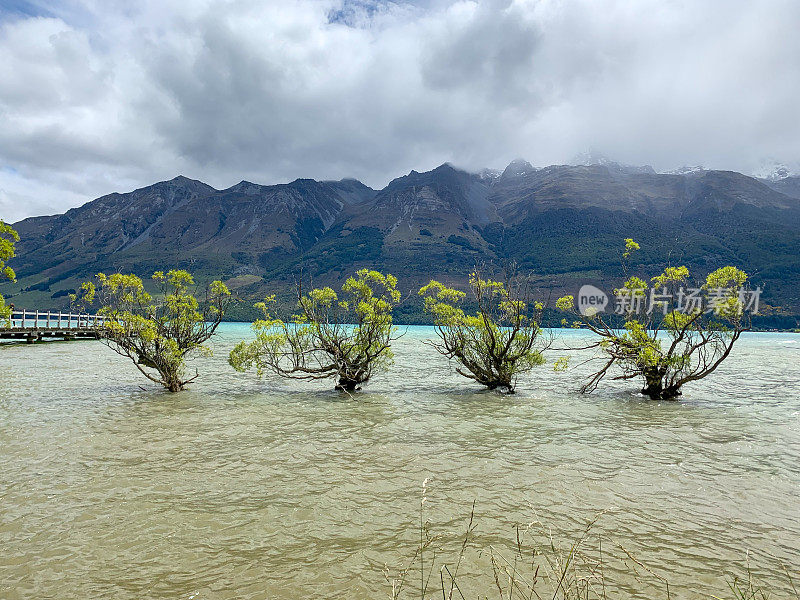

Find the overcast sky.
[{"left": 1, "top": 0, "right": 799, "bottom": 221}]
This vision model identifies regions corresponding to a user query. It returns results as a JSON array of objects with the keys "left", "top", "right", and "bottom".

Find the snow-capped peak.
[
  {"left": 571, "top": 150, "right": 618, "bottom": 167},
  {"left": 664, "top": 165, "right": 705, "bottom": 175},
  {"left": 753, "top": 162, "right": 795, "bottom": 181},
  {"left": 570, "top": 150, "right": 655, "bottom": 174},
  {"left": 477, "top": 168, "right": 502, "bottom": 181}
]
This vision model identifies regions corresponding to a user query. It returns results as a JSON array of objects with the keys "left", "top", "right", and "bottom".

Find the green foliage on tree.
[
  {"left": 0, "top": 220, "right": 20, "bottom": 323},
  {"left": 72, "top": 270, "right": 230, "bottom": 392},
  {"left": 229, "top": 269, "right": 400, "bottom": 391},
  {"left": 557, "top": 239, "right": 750, "bottom": 400},
  {"left": 419, "top": 270, "right": 548, "bottom": 393}
]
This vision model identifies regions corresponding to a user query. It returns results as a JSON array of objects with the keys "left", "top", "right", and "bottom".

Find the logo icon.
[{"left": 577, "top": 285, "right": 608, "bottom": 316}]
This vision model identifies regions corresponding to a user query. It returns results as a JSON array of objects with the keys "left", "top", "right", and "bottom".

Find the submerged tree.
[
  {"left": 0, "top": 220, "right": 20, "bottom": 323},
  {"left": 73, "top": 270, "right": 230, "bottom": 392},
  {"left": 229, "top": 269, "right": 400, "bottom": 392},
  {"left": 556, "top": 239, "right": 751, "bottom": 400},
  {"left": 419, "top": 270, "right": 549, "bottom": 393}
]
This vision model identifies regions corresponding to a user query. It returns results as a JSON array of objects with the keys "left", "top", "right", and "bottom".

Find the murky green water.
[{"left": 1, "top": 326, "right": 799, "bottom": 599}]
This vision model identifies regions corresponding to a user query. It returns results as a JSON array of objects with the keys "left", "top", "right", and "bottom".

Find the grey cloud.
[
  {"left": 420, "top": 2, "right": 543, "bottom": 105},
  {"left": 1, "top": 0, "right": 799, "bottom": 222}
]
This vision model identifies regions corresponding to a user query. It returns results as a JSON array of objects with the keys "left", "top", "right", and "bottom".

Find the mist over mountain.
[{"left": 5, "top": 159, "right": 800, "bottom": 323}]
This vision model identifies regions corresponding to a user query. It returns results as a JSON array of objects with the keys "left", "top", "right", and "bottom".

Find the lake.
[{"left": 1, "top": 325, "right": 799, "bottom": 599}]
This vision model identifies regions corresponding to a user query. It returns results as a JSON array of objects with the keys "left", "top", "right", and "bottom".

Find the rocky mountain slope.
[
  {"left": 5, "top": 160, "right": 800, "bottom": 322},
  {"left": 761, "top": 175, "right": 800, "bottom": 200}
]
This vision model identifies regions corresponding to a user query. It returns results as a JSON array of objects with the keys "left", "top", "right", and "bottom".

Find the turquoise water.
[{"left": 1, "top": 326, "right": 799, "bottom": 598}]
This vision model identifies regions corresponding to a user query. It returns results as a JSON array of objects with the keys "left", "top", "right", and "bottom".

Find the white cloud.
[{"left": 1, "top": 0, "right": 799, "bottom": 221}]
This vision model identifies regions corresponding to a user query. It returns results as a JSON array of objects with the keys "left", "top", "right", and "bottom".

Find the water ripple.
[{"left": 1, "top": 327, "right": 799, "bottom": 599}]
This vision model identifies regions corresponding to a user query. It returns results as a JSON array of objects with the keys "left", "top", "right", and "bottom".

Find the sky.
[{"left": 1, "top": 0, "right": 799, "bottom": 221}]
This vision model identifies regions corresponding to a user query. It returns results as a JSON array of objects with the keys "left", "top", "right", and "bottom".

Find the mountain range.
[{"left": 5, "top": 159, "right": 800, "bottom": 325}]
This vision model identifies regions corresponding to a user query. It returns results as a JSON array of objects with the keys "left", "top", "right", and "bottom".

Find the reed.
[{"left": 382, "top": 483, "right": 798, "bottom": 600}]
